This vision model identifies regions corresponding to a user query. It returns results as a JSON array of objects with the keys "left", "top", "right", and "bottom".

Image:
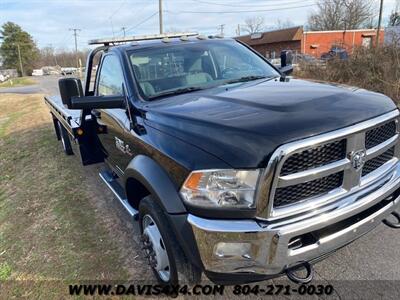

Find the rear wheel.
[
  {"left": 139, "top": 196, "right": 201, "bottom": 285},
  {"left": 57, "top": 121, "right": 73, "bottom": 155}
]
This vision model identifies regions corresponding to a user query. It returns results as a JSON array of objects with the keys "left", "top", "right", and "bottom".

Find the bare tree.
[
  {"left": 389, "top": 11, "right": 400, "bottom": 26},
  {"left": 342, "top": 0, "right": 374, "bottom": 29},
  {"left": 38, "top": 47, "right": 89, "bottom": 67},
  {"left": 308, "top": 0, "right": 374, "bottom": 31},
  {"left": 274, "top": 19, "right": 296, "bottom": 30},
  {"left": 243, "top": 16, "right": 265, "bottom": 34}
]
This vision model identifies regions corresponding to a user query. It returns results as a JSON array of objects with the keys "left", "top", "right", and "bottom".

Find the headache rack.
[{"left": 88, "top": 32, "right": 200, "bottom": 45}]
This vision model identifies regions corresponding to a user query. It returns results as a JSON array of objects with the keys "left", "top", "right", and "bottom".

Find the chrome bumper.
[{"left": 188, "top": 163, "right": 400, "bottom": 276}]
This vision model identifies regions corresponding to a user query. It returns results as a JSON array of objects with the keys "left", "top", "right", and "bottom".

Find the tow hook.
[
  {"left": 383, "top": 211, "right": 400, "bottom": 229},
  {"left": 286, "top": 261, "right": 314, "bottom": 284}
]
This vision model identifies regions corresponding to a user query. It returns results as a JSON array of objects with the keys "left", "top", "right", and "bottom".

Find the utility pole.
[
  {"left": 217, "top": 24, "right": 225, "bottom": 36},
  {"left": 236, "top": 24, "right": 241, "bottom": 36},
  {"left": 69, "top": 28, "right": 81, "bottom": 68},
  {"left": 121, "top": 27, "right": 127, "bottom": 38},
  {"left": 16, "top": 44, "right": 24, "bottom": 77},
  {"left": 48, "top": 43, "right": 58, "bottom": 66},
  {"left": 159, "top": 0, "right": 163, "bottom": 34},
  {"left": 376, "top": 0, "right": 384, "bottom": 47}
]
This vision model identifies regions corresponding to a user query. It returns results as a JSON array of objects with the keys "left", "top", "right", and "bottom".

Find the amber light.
[
  {"left": 77, "top": 128, "right": 84, "bottom": 136},
  {"left": 184, "top": 172, "right": 203, "bottom": 190}
]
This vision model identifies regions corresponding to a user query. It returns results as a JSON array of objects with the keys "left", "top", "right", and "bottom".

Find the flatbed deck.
[
  {"left": 44, "top": 94, "right": 104, "bottom": 166},
  {"left": 44, "top": 95, "right": 82, "bottom": 134}
]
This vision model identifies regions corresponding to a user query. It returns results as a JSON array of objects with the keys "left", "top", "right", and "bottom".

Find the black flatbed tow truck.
[{"left": 44, "top": 32, "right": 400, "bottom": 285}]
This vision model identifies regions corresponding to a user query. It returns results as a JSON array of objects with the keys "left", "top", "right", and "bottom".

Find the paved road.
[
  {"left": 0, "top": 75, "right": 62, "bottom": 95},
  {"left": 0, "top": 83, "right": 41, "bottom": 94},
  {"left": 3, "top": 76, "right": 400, "bottom": 296}
]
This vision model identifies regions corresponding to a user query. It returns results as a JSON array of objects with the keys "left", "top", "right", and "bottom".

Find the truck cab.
[{"left": 45, "top": 33, "right": 400, "bottom": 285}]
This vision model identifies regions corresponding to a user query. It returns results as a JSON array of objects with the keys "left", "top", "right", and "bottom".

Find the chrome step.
[{"left": 99, "top": 170, "right": 139, "bottom": 220}]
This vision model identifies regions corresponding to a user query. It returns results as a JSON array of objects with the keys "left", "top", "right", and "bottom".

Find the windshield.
[{"left": 128, "top": 40, "right": 279, "bottom": 100}]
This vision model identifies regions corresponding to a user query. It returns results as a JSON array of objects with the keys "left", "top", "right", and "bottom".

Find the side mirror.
[
  {"left": 70, "top": 95, "right": 125, "bottom": 110},
  {"left": 279, "top": 65, "right": 294, "bottom": 76},
  {"left": 59, "top": 77, "right": 83, "bottom": 109}
]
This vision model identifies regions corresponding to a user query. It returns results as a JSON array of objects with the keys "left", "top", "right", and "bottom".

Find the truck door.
[{"left": 94, "top": 54, "right": 132, "bottom": 176}]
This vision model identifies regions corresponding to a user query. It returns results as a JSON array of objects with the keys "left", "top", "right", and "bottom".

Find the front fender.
[{"left": 123, "top": 155, "right": 187, "bottom": 214}]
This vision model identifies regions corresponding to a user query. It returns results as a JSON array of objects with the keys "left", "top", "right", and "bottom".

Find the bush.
[{"left": 296, "top": 45, "right": 400, "bottom": 103}]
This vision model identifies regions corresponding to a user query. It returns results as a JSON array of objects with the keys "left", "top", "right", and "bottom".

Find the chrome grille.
[
  {"left": 366, "top": 121, "right": 396, "bottom": 149},
  {"left": 362, "top": 147, "right": 395, "bottom": 176},
  {"left": 257, "top": 111, "right": 400, "bottom": 220},
  {"left": 281, "top": 140, "right": 346, "bottom": 176},
  {"left": 274, "top": 172, "right": 343, "bottom": 207}
]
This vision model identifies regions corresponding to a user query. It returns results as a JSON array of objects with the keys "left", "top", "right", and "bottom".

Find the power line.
[
  {"left": 118, "top": 0, "right": 154, "bottom": 34},
  {"left": 166, "top": 3, "right": 317, "bottom": 14},
  {"left": 190, "top": 0, "right": 312, "bottom": 8},
  {"left": 108, "top": 0, "right": 128, "bottom": 19},
  {"left": 125, "top": 12, "right": 159, "bottom": 33}
]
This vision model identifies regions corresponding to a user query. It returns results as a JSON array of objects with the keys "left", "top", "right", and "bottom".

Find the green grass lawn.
[
  {"left": 0, "top": 94, "right": 142, "bottom": 298},
  {"left": 0, "top": 77, "right": 36, "bottom": 88}
]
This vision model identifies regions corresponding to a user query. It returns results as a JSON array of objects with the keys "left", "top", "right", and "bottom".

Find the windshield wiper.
[
  {"left": 148, "top": 86, "right": 206, "bottom": 100},
  {"left": 223, "top": 75, "right": 271, "bottom": 85}
]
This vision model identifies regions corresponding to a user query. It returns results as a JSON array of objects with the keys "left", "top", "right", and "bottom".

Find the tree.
[
  {"left": 308, "top": 0, "right": 374, "bottom": 31},
  {"left": 243, "top": 16, "right": 265, "bottom": 34},
  {"left": 389, "top": 11, "right": 400, "bottom": 26},
  {"left": 274, "top": 19, "right": 296, "bottom": 30},
  {"left": 0, "top": 22, "right": 39, "bottom": 76}
]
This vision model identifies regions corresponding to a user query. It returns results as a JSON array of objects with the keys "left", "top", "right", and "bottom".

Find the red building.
[
  {"left": 236, "top": 27, "right": 385, "bottom": 59},
  {"left": 236, "top": 27, "right": 303, "bottom": 59},
  {"left": 302, "top": 28, "right": 385, "bottom": 57}
]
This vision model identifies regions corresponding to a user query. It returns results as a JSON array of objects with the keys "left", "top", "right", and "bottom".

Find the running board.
[{"left": 99, "top": 170, "right": 139, "bottom": 220}]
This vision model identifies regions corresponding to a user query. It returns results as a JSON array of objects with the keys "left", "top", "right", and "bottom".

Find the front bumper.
[{"left": 188, "top": 163, "right": 400, "bottom": 279}]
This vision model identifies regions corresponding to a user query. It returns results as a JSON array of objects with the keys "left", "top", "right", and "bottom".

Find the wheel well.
[{"left": 125, "top": 177, "right": 151, "bottom": 209}]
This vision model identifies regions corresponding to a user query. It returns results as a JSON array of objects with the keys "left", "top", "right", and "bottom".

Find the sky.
[{"left": 0, "top": 0, "right": 398, "bottom": 51}]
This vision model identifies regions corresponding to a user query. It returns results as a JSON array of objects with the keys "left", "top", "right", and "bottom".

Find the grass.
[
  {"left": 0, "top": 262, "right": 12, "bottom": 280},
  {"left": 0, "top": 77, "right": 36, "bottom": 88},
  {"left": 0, "top": 94, "right": 139, "bottom": 297}
]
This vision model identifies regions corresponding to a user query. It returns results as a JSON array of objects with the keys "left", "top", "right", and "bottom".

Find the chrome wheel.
[{"left": 142, "top": 215, "right": 171, "bottom": 282}]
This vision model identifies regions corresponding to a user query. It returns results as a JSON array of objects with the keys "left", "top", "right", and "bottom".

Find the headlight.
[{"left": 180, "top": 169, "right": 260, "bottom": 209}]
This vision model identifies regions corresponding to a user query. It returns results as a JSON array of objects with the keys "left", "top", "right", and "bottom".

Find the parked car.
[
  {"left": 61, "top": 67, "right": 77, "bottom": 75},
  {"left": 294, "top": 53, "right": 321, "bottom": 64},
  {"left": 321, "top": 47, "right": 349, "bottom": 61},
  {"left": 0, "top": 74, "right": 10, "bottom": 82},
  {"left": 45, "top": 33, "right": 400, "bottom": 285},
  {"left": 32, "top": 69, "right": 44, "bottom": 76}
]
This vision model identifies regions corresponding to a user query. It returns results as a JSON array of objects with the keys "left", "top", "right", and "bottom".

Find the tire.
[
  {"left": 139, "top": 196, "right": 201, "bottom": 285},
  {"left": 57, "top": 121, "right": 73, "bottom": 155}
]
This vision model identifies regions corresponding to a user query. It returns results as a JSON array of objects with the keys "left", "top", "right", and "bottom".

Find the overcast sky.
[{"left": 0, "top": 0, "right": 398, "bottom": 51}]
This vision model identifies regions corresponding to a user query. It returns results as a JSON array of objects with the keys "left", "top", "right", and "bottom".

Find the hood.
[{"left": 143, "top": 78, "right": 397, "bottom": 168}]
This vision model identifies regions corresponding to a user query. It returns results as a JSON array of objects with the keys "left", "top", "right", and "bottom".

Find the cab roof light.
[{"left": 88, "top": 32, "right": 199, "bottom": 45}]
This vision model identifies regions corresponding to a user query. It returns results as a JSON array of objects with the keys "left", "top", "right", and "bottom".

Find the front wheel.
[{"left": 139, "top": 196, "right": 201, "bottom": 285}]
